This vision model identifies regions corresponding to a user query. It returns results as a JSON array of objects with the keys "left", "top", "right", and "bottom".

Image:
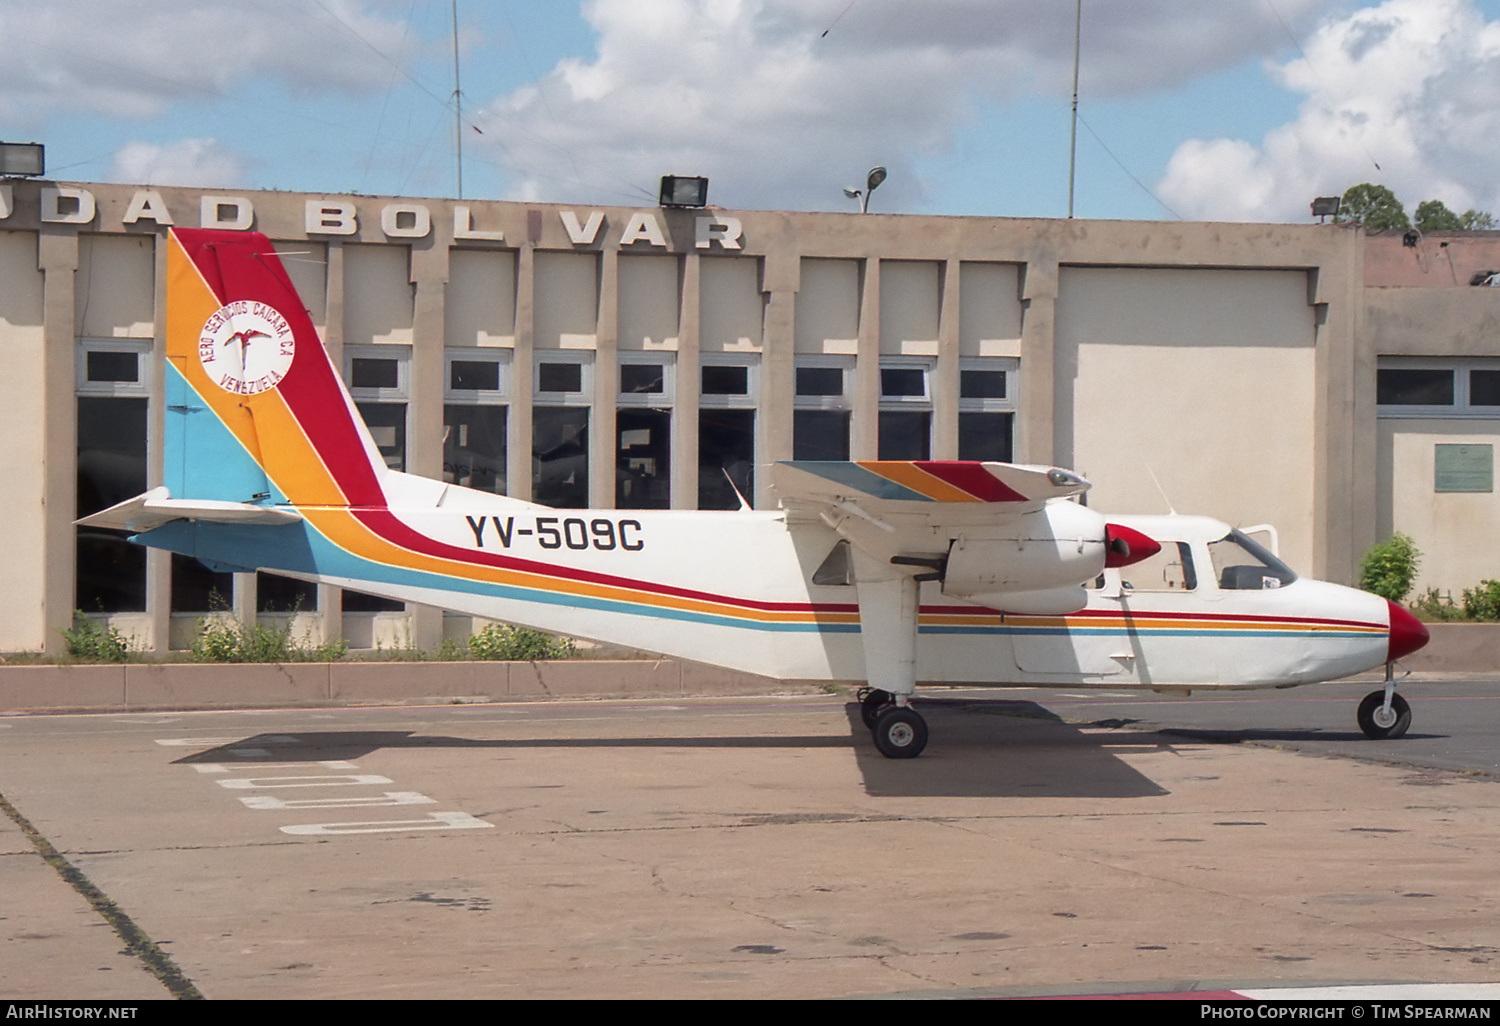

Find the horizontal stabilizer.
[{"left": 76, "top": 487, "right": 303, "bottom": 533}]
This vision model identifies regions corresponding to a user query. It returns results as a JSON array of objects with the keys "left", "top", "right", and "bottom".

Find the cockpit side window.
[
  {"left": 1209, "top": 530, "right": 1298, "bottom": 590},
  {"left": 1120, "top": 541, "right": 1197, "bottom": 592}
]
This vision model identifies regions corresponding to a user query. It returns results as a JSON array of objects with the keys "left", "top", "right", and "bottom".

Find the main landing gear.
[
  {"left": 857, "top": 688, "right": 929, "bottom": 759},
  {"left": 1357, "top": 663, "right": 1412, "bottom": 740}
]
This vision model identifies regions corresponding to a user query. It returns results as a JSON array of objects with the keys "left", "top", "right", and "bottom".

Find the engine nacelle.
[
  {"left": 941, "top": 500, "right": 1107, "bottom": 599},
  {"left": 960, "top": 585, "right": 1087, "bottom": 615}
]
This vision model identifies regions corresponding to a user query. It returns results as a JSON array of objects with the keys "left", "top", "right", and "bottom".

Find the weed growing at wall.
[
  {"left": 190, "top": 597, "right": 347, "bottom": 663},
  {"left": 59, "top": 613, "right": 133, "bottom": 662}
]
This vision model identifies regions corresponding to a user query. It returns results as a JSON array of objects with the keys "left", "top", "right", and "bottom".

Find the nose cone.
[
  {"left": 1104, "top": 523, "right": 1162, "bottom": 568},
  {"left": 1387, "top": 601, "right": 1430, "bottom": 662}
]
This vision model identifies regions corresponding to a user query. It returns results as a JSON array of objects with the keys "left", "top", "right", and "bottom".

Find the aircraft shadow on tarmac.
[
  {"left": 171, "top": 700, "right": 1176, "bottom": 799},
  {"left": 1153, "top": 727, "right": 1442, "bottom": 745}
]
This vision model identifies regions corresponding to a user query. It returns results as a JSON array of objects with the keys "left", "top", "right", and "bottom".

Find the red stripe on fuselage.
[{"left": 348, "top": 507, "right": 862, "bottom": 615}]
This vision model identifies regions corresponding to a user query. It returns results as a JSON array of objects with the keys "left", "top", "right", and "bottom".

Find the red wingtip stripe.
[{"left": 912, "top": 461, "right": 1029, "bottom": 503}]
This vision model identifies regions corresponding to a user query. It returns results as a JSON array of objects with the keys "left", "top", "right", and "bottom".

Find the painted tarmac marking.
[
  {"left": 159, "top": 736, "right": 489, "bottom": 836},
  {"left": 216, "top": 774, "right": 394, "bottom": 789},
  {"left": 280, "top": 812, "right": 493, "bottom": 836},
  {"left": 154, "top": 735, "right": 299, "bottom": 747},
  {"left": 239, "top": 792, "right": 437, "bottom": 810},
  {"left": 193, "top": 760, "right": 358, "bottom": 774}
]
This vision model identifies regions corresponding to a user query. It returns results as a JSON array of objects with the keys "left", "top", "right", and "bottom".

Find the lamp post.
[{"left": 844, "top": 165, "right": 888, "bottom": 213}]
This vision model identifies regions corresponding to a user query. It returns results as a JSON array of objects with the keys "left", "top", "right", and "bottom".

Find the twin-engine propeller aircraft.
[{"left": 81, "top": 228, "right": 1430, "bottom": 758}]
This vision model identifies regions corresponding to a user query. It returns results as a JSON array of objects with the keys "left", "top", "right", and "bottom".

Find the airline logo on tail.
[{"left": 199, "top": 301, "right": 295, "bottom": 395}]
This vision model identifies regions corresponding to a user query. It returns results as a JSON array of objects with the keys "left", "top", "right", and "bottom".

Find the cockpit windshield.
[{"left": 1208, "top": 530, "right": 1298, "bottom": 590}]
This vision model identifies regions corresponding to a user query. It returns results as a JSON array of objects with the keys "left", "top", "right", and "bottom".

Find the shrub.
[
  {"left": 1359, "top": 533, "right": 1421, "bottom": 603},
  {"left": 59, "top": 612, "right": 132, "bottom": 662},
  {"left": 468, "top": 623, "right": 575, "bottom": 661},
  {"left": 1460, "top": 580, "right": 1500, "bottom": 622}
]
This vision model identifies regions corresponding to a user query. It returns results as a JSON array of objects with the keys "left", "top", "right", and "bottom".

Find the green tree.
[
  {"left": 1414, "top": 199, "right": 1464, "bottom": 231},
  {"left": 1413, "top": 200, "right": 1495, "bottom": 231},
  {"left": 1335, "top": 183, "right": 1410, "bottom": 230}
]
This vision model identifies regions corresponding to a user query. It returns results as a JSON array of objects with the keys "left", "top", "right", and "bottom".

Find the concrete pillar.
[
  {"left": 933, "top": 259, "right": 961, "bottom": 460},
  {"left": 592, "top": 248, "right": 619, "bottom": 509},
  {"left": 318, "top": 240, "right": 345, "bottom": 646},
  {"left": 39, "top": 229, "right": 78, "bottom": 657},
  {"left": 407, "top": 236, "right": 450, "bottom": 651},
  {"left": 673, "top": 253, "right": 701, "bottom": 508},
  {"left": 852, "top": 259, "right": 879, "bottom": 460},
  {"left": 510, "top": 245, "right": 535, "bottom": 502},
  {"left": 1017, "top": 256, "right": 1059, "bottom": 467}
]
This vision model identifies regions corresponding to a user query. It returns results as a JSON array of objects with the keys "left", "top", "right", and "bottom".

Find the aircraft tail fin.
[{"left": 163, "top": 227, "right": 388, "bottom": 512}]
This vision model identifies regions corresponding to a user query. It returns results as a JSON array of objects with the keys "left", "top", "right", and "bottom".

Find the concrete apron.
[{"left": 0, "top": 699, "right": 1496, "bottom": 999}]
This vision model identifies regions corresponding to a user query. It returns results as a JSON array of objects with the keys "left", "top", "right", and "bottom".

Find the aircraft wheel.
[
  {"left": 1357, "top": 691, "right": 1411, "bottom": 740},
  {"left": 859, "top": 688, "right": 894, "bottom": 728},
  {"left": 872, "top": 706, "right": 928, "bottom": 759}
]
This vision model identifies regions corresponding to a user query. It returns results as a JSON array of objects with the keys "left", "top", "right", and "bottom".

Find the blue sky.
[{"left": 4, "top": 0, "right": 1499, "bottom": 222}]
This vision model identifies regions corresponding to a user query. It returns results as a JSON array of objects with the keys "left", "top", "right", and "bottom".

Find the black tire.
[
  {"left": 872, "top": 706, "right": 928, "bottom": 759},
  {"left": 860, "top": 688, "right": 894, "bottom": 728},
  {"left": 1357, "top": 690, "right": 1411, "bottom": 740}
]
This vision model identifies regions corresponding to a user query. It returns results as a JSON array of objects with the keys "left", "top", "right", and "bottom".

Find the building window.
[
  {"left": 76, "top": 341, "right": 150, "bottom": 613},
  {"left": 343, "top": 346, "right": 410, "bottom": 612},
  {"left": 534, "top": 352, "right": 592, "bottom": 508},
  {"left": 617, "top": 354, "right": 673, "bottom": 509},
  {"left": 793, "top": 356, "right": 852, "bottom": 461},
  {"left": 878, "top": 358, "right": 932, "bottom": 460},
  {"left": 444, "top": 349, "right": 509, "bottom": 495},
  {"left": 699, "top": 354, "right": 758, "bottom": 509},
  {"left": 1377, "top": 359, "right": 1500, "bottom": 417},
  {"left": 345, "top": 346, "right": 410, "bottom": 471},
  {"left": 958, "top": 357, "right": 1017, "bottom": 462}
]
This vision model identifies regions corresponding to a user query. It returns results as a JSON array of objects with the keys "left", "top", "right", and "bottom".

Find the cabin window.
[
  {"left": 1209, "top": 531, "right": 1298, "bottom": 590},
  {"left": 1120, "top": 542, "right": 1198, "bottom": 592}
]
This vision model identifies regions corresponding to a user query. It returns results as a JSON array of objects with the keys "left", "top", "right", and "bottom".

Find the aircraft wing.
[{"left": 770, "top": 460, "right": 1089, "bottom": 520}]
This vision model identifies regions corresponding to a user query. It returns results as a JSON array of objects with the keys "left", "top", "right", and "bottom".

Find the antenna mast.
[
  {"left": 1067, "top": 0, "right": 1080, "bottom": 218},
  {"left": 452, "top": 0, "right": 463, "bottom": 199}
]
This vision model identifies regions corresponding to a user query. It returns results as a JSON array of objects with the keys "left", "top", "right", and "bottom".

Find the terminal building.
[{"left": 0, "top": 177, "right": 1496, "bottom": 655}]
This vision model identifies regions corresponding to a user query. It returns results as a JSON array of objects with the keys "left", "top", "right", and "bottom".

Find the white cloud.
[
  {"left": 0, "top": 0, "right": 424, "bottom": 122},
  {"left": 1160, "top": 0, "right": 1500, "bottom": 222},
  {"left": 474, "top": 0, "right": 1337, "bottom": 210},
  {"left": 108, "top": 138, "right": 246, "bottom": 188}
]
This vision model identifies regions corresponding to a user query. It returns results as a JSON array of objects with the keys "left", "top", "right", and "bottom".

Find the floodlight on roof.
[
  {"left": 1311, "top": 196, "right": 1341, "bottom": 220},
  {"left": 659, "top": 175, "right": 709, "bottom": 208},
  {"left": 0, "top": 142, "right": 44, "bottom": 177}
]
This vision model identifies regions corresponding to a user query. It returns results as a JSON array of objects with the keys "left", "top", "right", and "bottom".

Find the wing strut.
[{"left": 851, "top": 548, "right": 928, "bottom": 758}]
